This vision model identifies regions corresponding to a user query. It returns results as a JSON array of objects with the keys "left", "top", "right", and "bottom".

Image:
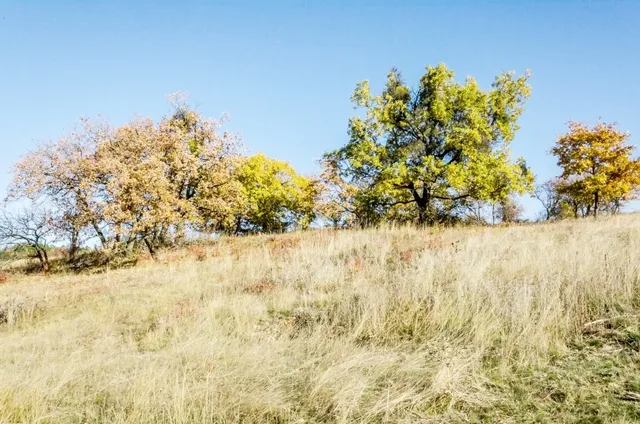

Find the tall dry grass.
[{"left": 1, "top": 215, "right": 639, "bottom": 422}]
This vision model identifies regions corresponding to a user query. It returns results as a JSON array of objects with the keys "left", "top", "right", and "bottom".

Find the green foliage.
[
  {"left": 234, "top": 154, "right": 319, "bottom": 233},
  {"left": 324, "top": 63, "right": 534, "bottom": 225}
]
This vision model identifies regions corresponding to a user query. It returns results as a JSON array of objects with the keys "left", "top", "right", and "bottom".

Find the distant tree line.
[{"left": 2, "top": 65, "right": 640, "bottom": 271}]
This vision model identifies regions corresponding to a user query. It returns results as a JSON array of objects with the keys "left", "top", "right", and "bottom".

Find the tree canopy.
[
  {"left": 234, "top": 154, "right": 319, "bottom": 233},
  {"left": 551, "top": 121, "right": 640, "bottom": 217},
  {"left": 324, "top": 63, "right": 534, "bottom": 225},
  {"left": 4, "top": 65, "right": 640, "bottom": 267},
  {"left": 8, "top": 96, "right": 244, "bottom": 256}
]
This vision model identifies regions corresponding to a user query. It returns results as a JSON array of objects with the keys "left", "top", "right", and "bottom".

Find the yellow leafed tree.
[
  {"left": 234, "top": 154, "right": 319, "bottom": 233},
  {"left": 551, "top": 121, "right": 640, "bottom": 217}
]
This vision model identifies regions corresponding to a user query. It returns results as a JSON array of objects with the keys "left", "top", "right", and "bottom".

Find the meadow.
[{"left": 1, "top": 215, "right": 640, "bottom": 423}]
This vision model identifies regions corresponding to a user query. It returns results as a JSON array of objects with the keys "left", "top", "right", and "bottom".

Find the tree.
[
  {"left": 324, "top": 63, "right": 534, "bottom": 225},
  {"left": 496, "top": 196, "right": 524, "bottom": 223},
  {"left": 0, "top": 207, "right": 57, "bottom": 271},
  {"left": 160, "top": 94, "right": 245, "bottom": 235},
  {"left": 96, "top": 101, "right": 244, "bottom": 256},
  {"left": 316, "top": 157, "right": 364, "bottom": 228},
  {"left": 8, "top": 118, "right": 111, "bottom": 251},
  {"left": 551, "top": 121, "right": 640, "bottom": 217},
  {"left": 534, "top": 179, "right": 565, "bottom": 221},
  {"left": 460, "top": 199, "right": 492, "bottom": 224},
  {"left": 9, "top": 95, "right": 244, "bottom": 258},
  {"left": 234, "top": 154, "right": 319, "bottom": 233}
]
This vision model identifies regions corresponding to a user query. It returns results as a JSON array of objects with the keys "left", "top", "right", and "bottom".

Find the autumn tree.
[
  {"left": 9, "top": 94, "right": 244, "bottom": 257},
  {"left": 233, "top": 154, "right": 318, "bottom": 233},
  {"left": 161, "top": 95, "right": 245, "bottom": 235},
  {"left": 8, "top": 118, "right": 111, "bottom": 252},
  {"left": 316, "top": 157, "right": 370, "bottom": 228},
  {"left": 551, "top": 121, "right": 640, "bottom": 217},
  {"left": 96, "top": 99, "right": 244, "bottom": 256},
  {"left": 324, "top": 64, "right": 534, "bottom": 225}
]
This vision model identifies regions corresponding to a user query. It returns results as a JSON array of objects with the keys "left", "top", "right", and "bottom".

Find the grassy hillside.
[{"left": 1, "top": 216, "right": 640, "bottom": 423}]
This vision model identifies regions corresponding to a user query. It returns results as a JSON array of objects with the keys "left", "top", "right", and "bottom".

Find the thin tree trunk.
[
  {"left": 126, "top": 237, "right": 136, "bottom": 255},
  {"left": 68, "top": 228, "right": 79, "bottom": 261},
  {"left": 593, "top": 191, "right": 599, "bottom": 218},
  {"left": 143, "top": 238, "right": 156, "bottom": 260},
  {"left": 175, "top": 222, "right": 186, "bottom": 245},
  {"left": 92, "top": 222, "right": 108, "bottom": 248},
  {"left": 34, "top": 247, "right": 49, "bottom": 272},
  {"left": 412, "top": 187, "right": 430, "bottom": 226}
]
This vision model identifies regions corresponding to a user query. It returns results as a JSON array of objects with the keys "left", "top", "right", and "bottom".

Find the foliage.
[
  {"left": 316, "top": 157, "right": 362, "bottom": 227},
  {"left": 551, "top": 121, "right": 640, "bottom": 217},
  {"left": 96, "top": 104, "right": 243, "bottom": 253},
  {"left": 234, "top": 154, "right": 319, "bottom": 233},
  {"left": 8, "top": 118, "right": 110, "bottom": 252},
  {"left": 459, "top": 199, "right": 493, "bottom": 224},
  {"left": 324, "top": 63, "right": 534, "bottom": 225},
  {"left": 8, "top": 94, "right": 244, "bottom": 257}
]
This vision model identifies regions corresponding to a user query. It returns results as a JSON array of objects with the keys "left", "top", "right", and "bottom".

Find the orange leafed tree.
[
  {"left": 8, "top": 94, "right": 244, "bottom": 257},
  {"left": 551, "top": 121, "right": 640, "bottom": 217},
  {"left": 8, "top": 118, "right": 111, "bottom": 255},
  {"left": 97, "top": 103, "right": 244, "bottom": 254}
]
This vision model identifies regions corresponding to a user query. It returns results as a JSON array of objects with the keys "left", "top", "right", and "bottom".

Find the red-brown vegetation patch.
[
  {"left": 344, "top": 256, "right": 363, "bottom": 272},
  {"left": 399, "top": 248, "right": 415, "bottom": 263},
  {"left": 243, "top": 278, "right": 277, "bottom": 295},
  {"left": 188, "top": 245, "right": 208, "bottom": 262},
  {"left": 267, "top": 237, "right": 301, "bottom": 256}
]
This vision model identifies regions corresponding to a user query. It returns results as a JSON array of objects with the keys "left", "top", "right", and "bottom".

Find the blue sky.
[{"left": 1, "top": 1, "right": 639, "bottom": 218}]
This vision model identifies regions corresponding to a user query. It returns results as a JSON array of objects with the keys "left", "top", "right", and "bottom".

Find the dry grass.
[{"left": 1, "top": 216, "right": 640, "bottom": 422}]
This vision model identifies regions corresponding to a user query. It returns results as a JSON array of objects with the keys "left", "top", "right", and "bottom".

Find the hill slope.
[{"left": 2, "top": 217, "right": 640, "bottom": 423}]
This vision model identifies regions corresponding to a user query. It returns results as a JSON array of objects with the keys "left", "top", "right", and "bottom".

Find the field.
[{"left": 1, "top": 216, "right": 640, "bottom": 423}]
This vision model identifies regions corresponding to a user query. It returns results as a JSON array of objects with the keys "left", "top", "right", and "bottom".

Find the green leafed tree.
[
  {"left": 324, "top": 63, "right": 534, "bottom": 225},
  {"left": 234, "top": 154, "right": 319, "bottom": 233}
]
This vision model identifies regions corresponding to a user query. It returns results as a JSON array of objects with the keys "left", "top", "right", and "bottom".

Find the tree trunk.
[
  {"left": 34, "top": 246, "right": 49, "bottom": 272},
  {"left": 412, "top": 187, "right": 431, "bottom": 226},
  {"left": 593, "top": 191, "right": 599, "bottom": 218},
  {"left": 143, "top": 238, "right": 156, "bottom": 260},
  {"left": 417, "top": 207, "right": 427, "bottom": 225},
  {"left": 92, "top": 222, "right": 108, "bottom": 248},
  {"left": 126, "top": 237, "right": 136, "bottom": 255},
  {"left": 175, "top": 222, "right": 186, "bottom": 245},
  {"left": 234, "top": 216, "right": 243, "bottom": 235},
  {"left": 68, "top": 228, "right": 79, "bottom": 261}
]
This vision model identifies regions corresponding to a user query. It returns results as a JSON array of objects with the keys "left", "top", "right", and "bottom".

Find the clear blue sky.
[{"left": 1, "top": 1, "right": 639, "bottom": 218}]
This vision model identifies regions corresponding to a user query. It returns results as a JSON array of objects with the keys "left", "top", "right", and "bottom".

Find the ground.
[{"left": 1, "top": 216, "right": 640, "bottom": 423}]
